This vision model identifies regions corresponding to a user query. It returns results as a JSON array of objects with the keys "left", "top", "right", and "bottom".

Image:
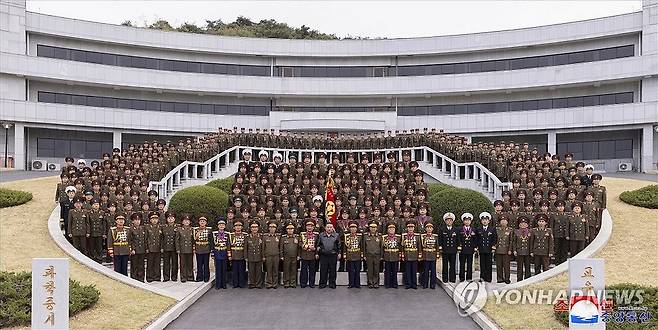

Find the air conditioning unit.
[
  {"left": 47, "top": 162, "right": 61, "bottom": 172},
  {"left": 31, "top": 159, "right": 47, "bottom": 171},
  {"left": 618, "top": 162, "right": 632, "bottom": 172}
]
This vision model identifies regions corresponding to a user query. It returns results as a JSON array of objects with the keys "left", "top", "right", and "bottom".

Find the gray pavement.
[
  {"left": 0, "top": 170, "right": 57, "bottom": 183},
  {"left": 167, "top": 286, "right": 478, "bottom": 330}
]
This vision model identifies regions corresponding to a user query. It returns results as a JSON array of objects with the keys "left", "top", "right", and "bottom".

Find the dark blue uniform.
[
  {"left": 212, "top": 230, "right": 230, "bottom": 289},
  {"left": 457, "top": 226, "right": 477, "bottom": 281},
  {"left": 439, "top": 225, "right": 458, "bottom": 283},
  {"left": 475, "top": 225, "right": 497, "bottom": 282}
]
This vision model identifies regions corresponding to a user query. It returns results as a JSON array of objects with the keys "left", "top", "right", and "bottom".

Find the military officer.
[
  {"left": 420, "top": 222, "right": 439, "bottom": 289},
  {"left": 108, "top": 215, "right": 130, "bottom": 276},
  {"left": 475, "top": 212, "right": 497, "bottom": 283},
  {"left": 229, "top": 220, "right": 247, "bottom": 288},
  {"left": 567, "top": 202, "right": 590, "bottom": 256},
  {"left": 513, "top": 217, "right": 532, "bottom": 282},
  {"left": 176, "top": 215, "right": 195, "bottom": 283},
  {"left": 263, "top": 221, "right": 281, "bottom": 289},
  {"left": 127, "top": 213, "right": 147, "bottom": 282},
  {"left": 494, "top": 216, "right": 513, "bottom": 284},
  {"left": 343, "top": 221, "right": 363, "bottom": 288},
  {"left": 457, "top": 213, "right": 477, "bottom": 282},
  {"left": 280, "top": 223, "right": 300, "bottom": 288},
  {"left": 245, "top": 221, "right": 264, "bottom": 289},
  {"left": 382, "top": 223, "right": 401, "bottom": 288},
  {"left": 145, "top": 213, "right": 163, "bottom": 282},
  {"left": 161, "top": 211, "right": 178, "bottom": 282},
  {"left": 439, "top": 213, "right": 458, "bottom": 283},
  {"left": 86, "top": 198, "right": 107, "bottom": 263},
  {"left": 194, "top": 216, "right": 213, "bottom": 282},
  {"left": 551, "top": 200, "right": 570, "bottom": 265},
  {"left": 212, "top": 218, "right": 231, "bottom": 289},
  {"left": 299, "top": 220, "right": 319, "bottom": 288},
  {"left": 363, "top": 221, "right": 383, "bottom": 288},
  {"left": 401, "top": 221, "right": 420, "bottom": 289},
  {"left": 68, "top": 197, "right": 89, "bottom": 255},
  {"left": 530, "top": 214, "right": 554, "bottom": 275}
]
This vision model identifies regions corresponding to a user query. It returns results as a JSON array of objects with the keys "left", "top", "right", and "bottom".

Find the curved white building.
[{"left": 0, "top": 0, "right": 656, "bottom": 172}]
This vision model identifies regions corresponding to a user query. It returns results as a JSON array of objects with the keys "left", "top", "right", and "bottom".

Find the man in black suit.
[
  {"left": 438, "top": 212, "right": 458, "bottom": 283},
  {"left": 59, "top": 186, "right": 76, "bottom": 240},
  {"left": 581, "top": 164, "right": 595, "bottom": 187},
  {"left": 475, "top": 212, "right": 497, "bottom": 283},
  {"left": 457, "top": 213, "right": 477, "bottom": 282}
]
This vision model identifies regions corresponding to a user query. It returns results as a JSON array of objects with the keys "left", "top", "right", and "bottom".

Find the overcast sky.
[{"left": 26, "top": 1, "right": 642, "bottom": 39}]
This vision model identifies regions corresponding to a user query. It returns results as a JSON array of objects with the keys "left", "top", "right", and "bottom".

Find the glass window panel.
[
  {"left": 522, "top": 100, "right": 538, "bottom": 111},
  {"left": 537, "top": 99, "right": 552, "bottom": 109},
  {"left": 160, "top": 60, "right": 174, "bottom": 71},
  {"left": 453, "top": 104, "right": 467, "bottom": 115},
  {"left": 172, "top": 61, "right": 188, "bottom": 72},
  {"left": 567, "top": 142, "right": 583, "bottom": 153},
  {"left": 117, "top": 99, "right": 132, "bottom": 109},
  {"left": 567, "top": 97, "right": 584, "bottom": 107},
  {"left": 429, "top": 65, "right": 442, "bottom": 75},
  {"left": 53, "top": 47, "right": 69, "bottom": 60},
  {"left": 509, "top": 101, "right": 524, "bottom": 111},
  {"left": 617, "top": 148, "right": 632, "bottom": 158},
  {"left": 509, "top": 59, "right": 525, "bottom": 70},
  {"left": 480, "top": 61, "right": 497, "bottom": 72},
  {"left": 493, "top": 60, "right": 508, "bottom": 71},
  {"left": 86, "top": 52, "right": 102, "bottom": 64},
  {"left": 37, "top": 45, "right": 55, "bottom": 58},
  {"left": 200, "top": 104, "right": 214, "bottom": 114},
  {"left": 101, "top": 97, "right": 117, "bottom": 108},
  {"left": 327, "top": 67, "right": 340, "bottom": 77},
  {"left": 70, "top": 140, "right": 86, "bottom": 158},
  {"left": 87, "top": 96, "right": 102, "bottom": 107},
  {"left": 615, "top": 92, "right": 633, "bottom": 103},
  {"left": 214, "top": 104, "right": 228, "bottom": 115},
  {"left": 116, "top": 55, "right": 132, "bottom": 67},
  {"left": 314, "top": 67, "right": 327, "bottom": 77},
  {"left": 70, "top": 50, "right": 86, "bottom": 62},
  {"left": 132, "top": 100, "right": 146, "bottom": 110},
  {"left": 146, "top": 101, "right": 160, "bottom": 111},
  {"left": 131, "top": 57, "right": 147, "bottom": 68},
  {"left": 174, "top": 102, "right": 188, "bottom": 112},
  {"left": 226, "top": 65, "right": 240, "bottom": 75},
  {"left": 523, "top": 57, "right": 539, "bottom": 68},
  {"left": 599, "top": 94, "right": 616, "bottom": 105},
  {"left": 442, "top": 64, "right": 456, "bottom": 74},
  {"left": 583, "top": 95, "right": 599, "bottom": 106},
  {"left": 301, "top": 67, "right": 314, "bottom": 77},
  {"left": 71, "top": 95, "right": 86, "bottom": 105},
  {"left": 616, "top": 45, "right": 634, "bottom": 58},
  {"left": 101, "top": 142, "right": 113, "bottom": 154},
  {"left": 160, "top": 102, "right": 175, "bottom": 112},
  {"left": 467, "top": 62, "right": 482, "bottom": 73},
  {"left": 86, "top": 141, "right": 102, "bottom": 153},
  {"left": 145, "top": 58, "right": 159, "bottom": 69},
  {"left": 215, "top": 64, "right": 228, "bottom": 74},
  {"left": 102, "top": 53, "right": 117, "bottom": 65},
  {"left": 582, "top": 141, "right": 598, "bottom": 159},
  {"left": 598, "top": 140, "right": 615, "bottom": 159},
  {"left": 554, "top": 54, "right": 569, "bottom": 65},
  {"left": 553, "top": 98, "right": 568, "bottom": 108},
  {"left": 493, "top": 102, "right": 509, "bottom": 112},
  {"left": 441, "top": 105, "right": 455, "bottom": 115},
  {"left": 535, "top": 56, "right": 553, "bottom": 67},
  {"left": 600, "top": 48, "right": 617, "bottom": 60},
  {"left": 53, "top": 139, "right": 70, "bottom": 158},
  {"left": 38, "top": 92, "right": 55, "bottom": 103},
  {"left": 557, "top": 143, "right": 568, "bottom": 155},
  {"left": 188, "top": 62, "right": 201, "bottom": 73},
  {"left": 37, "top": 138, "right": 55, "bottom": 157},
  {"left": 582, "top": 50, "right": 596, "bottom": 62},
  {"left": 568, "top": 51, "right": 586, "bottom": 64},
  {"left": 415, "top": 106, "right": 429, "bottom": 115},
  {"left": 188, "top": 103, "right": 201, "bottom": 113},
  {"left": 55, "top": 93, "right": 71, "bottom": 104},
  {"left": 201, "top": 63, "right": 215, "bottom": 73},
  {"left": 429, "top": 105, "right": 442, "bottom": 115}
]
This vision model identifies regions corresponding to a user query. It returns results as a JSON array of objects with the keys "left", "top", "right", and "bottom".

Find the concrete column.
[
  {"left": 547, "top": 131, "right": 557, "bottom": 155},
  {"left": 113, "top": 130, "right": 122, "bottom": 149},
  {"left": 642, "top": 0, "right": 658, "bottom": 56},
  {"left": 641, "top": 124, "right": 655, "bottom": 173},
  {"left": 13, "top": 123, "right": 24, "bottom": 170}
]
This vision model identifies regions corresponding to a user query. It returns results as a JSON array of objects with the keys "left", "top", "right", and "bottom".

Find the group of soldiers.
[{"left": 56, "top": 127, "right": 606, "bottom": 287}]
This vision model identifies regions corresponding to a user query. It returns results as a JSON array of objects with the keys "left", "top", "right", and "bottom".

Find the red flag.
[{"left": 325, "top": 176, "right": 337, "bottom": 227}]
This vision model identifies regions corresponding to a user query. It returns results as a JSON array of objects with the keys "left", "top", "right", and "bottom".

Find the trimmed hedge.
[
  {"left": 0, "top": 188, "right": 33, "bottom": 208},
  {"left": 168, "top": 185, "right": 228, "bottom": 227},
  {"left": 554, "top": 283, "right": 658, "bottom": 329},
  {"left": 428, "top": 187, "right": 494, "bottom": 227},
  {"left": 427, "top": 182, "right": 451, "bottom": 198},
  {"left": 205, "top": 176, "right": 234, "bottom": 194},
  {"left": 0, "top": 271, "right": 100, "bottom": 327},
  {"left": 619, "top": 185, "right": 658, "bottom": 209}
]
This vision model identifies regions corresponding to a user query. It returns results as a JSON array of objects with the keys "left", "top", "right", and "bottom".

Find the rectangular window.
[
  {"left": 70, "top": 50, "right": 86, "bottom": 62},
  {"left": 583, "top": 95, "right": 599, "bottom": 106},
  {"left": 215, "top": 64, "right": 228, "bottom": 74},
  {"left": 201, "top": 63, "right": 215, "bottom": 74},
  {"left": 160, "top": 60, "right": 174, "bottom": 71},
  {"left": 615, "top": 139, "right": 633, "bottom": 158},
  {"left": 599, "top": 94, "right": 616, "bottom": 105},
  {"left": 101, "top": 97, "right": 117, "bottom": 108},
  {"left": 440, "top": 105, "right": 455, "bottom": 115},
  {"left": 145, "top": 58, "right": 159, "bottom": 69},
  {"left": 537, "top": 99, "right": 552, "bottom": 109},
  {"left": 71, "top": 95, "right": 86, "bottom": 105},
  {"left": 442, "top": 64, "right": 456, "bottom": 74},
  {"left": 87, "top": 96, "right": 103, "bottom": 107},
  {"left": 38, "top": 92, "right": 56, "bottom": 103},
  {"left": 37, "top": 138, "right": 55, "bottom": 157},
  {"left": 55, "top": 93, "right": 71, "bottom": 104},
  {"left": 86, "top": 52, "right": 103, "bottom": 64},
  {"left": 188, "top": 62, "right": 201, "bottom": 73},
  {"left": 616, "top": 45, "right": 634, "bottom": 58},
  {"left": 567, "top": 96, "right": 584, "bottom": 108},
  {"left": 116, "top": 55, "right": 132, "bottom": 67},
  {"left": 200, "top": 104, "right": 214, "bottom": 114},
  {"left": 582, "top": 141, "right": 599, "bottom": 159},
  {"left": 615, "top": 92, "right": 633, "bottom": 103},
  {"left": 509, "top": 59, "right": 525, "bottom": 70},
  {"left": 146, "top": 101, "right": 160, "bottom": 111},
  {"left": 522, "top": 100, "right": 538, "bottom": 111},
  {"left": 132, "top": 100, "right": 146, "bottom": 110},
  {"left": 509, "top": 101, "right": 524, "bottom": 112},
  {"left": 554, "top": 54, "right": 569, "bottom": 65},
  {"left": 174, "top": 102, "right": 188, "bottom": 113},
  {"left": 160, "top": 102, "right": 175, "bottom": 112},
  {"left": 37, "top": 45, "right": 55, "bottom": 58},
  {"left": 131, "top": 57, "right": 147, "bottom": 68},
  {"left": 568, "top": 51, "right": 586, "bottom": 64},
  {"left": 598, "top": 140, "right": 615, "bottom": 159},
  {"left": 453, "top": 104, "right": 467, "bottom": 115},
  {"left": 553, "top": 98, "right": 568, "bottom": 109},
  {"left": 467, "top": 62, "right": 482, "bottom": 73},
  {"left": 53, "top": 139, "right": 70, "bottom": 158},
  {"left": 70, "top": 140, "right": 86, "bottom": 158},
  {"left": 102, "top": 53, "right": 117, "bottom": 66},
  {"left": 172, "top": 61, "right": 188, "bottom": 72},
  {"left": 214, "top": 104, "right": 228, "bottom": 115},
  {"left": 188, "top": 103, "right": 201, "bottom": 113},
  {"left": 117, "top": 99, "right": 132, "bottom": 109},
  {"left": 599, "top": 48, "right": 617, "bottom": 60},
  {"left": 326, "top": 67, "right": 340, "bottom": 77}
]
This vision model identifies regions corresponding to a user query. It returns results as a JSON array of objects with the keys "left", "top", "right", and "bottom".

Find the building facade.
[{"left": 1, "top": 0, "right": 656, "bottom": 172}]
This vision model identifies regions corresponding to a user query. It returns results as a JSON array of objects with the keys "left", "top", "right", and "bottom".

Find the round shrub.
[
  {"left": 168, "top": 185, "right": 228, "bottom": 227},
  {"left": 0, "top": 271, "right": 100, "bottom": 327},
  {"left": 554, "top": 283, "right": 658, "bottom": 329},
  {"left": 427, "top": 182, "right": 451, "bottom": 198},
  {"left": 619, "top": 185, "right": 658, "bottom": 209},
  {"left": 428, "top": 187, "right": 494, "bottom": 227},
  {"left": 0, "top": 188, "right": 33, "bottom": 208},
  {"left": 205, "top": 176, "right": 234, "bottom": 194}
]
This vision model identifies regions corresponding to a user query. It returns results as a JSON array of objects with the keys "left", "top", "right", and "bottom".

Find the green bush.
[
  {"left": 619, "top": 185, "right": 658, "bottom": 209},
  {"left": 427, "top": 182, "right": 451, "bottom": 198},
  {"left": 554, "top": 283, "right": 658, "bottom": 329},
  {"left": 205, "top": 176, "right": 234, "bottom": 194},
  {"left": 168, "top": 185, "right": 228, "bottom": 227},
  {"left": 0, "top": 271, "right": 100, "bottom": 327},
  {"left": 428, "top": 187, "right": 494, "bottom": 227},
  {"left": 0, "top": 188, "right": 33, "bottom": 208}
]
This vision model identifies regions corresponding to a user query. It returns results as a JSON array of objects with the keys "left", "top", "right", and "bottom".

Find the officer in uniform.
[
  {"left": 567, "top": 202, "right": 590, "bottom": 256},
  {"left": 343, "top": 221, "right": 363, "bottom": 288},
  {"left": 494, "top": 216, "right": 513, "bottom": 284},
  {"left": 229, "top": 220, "right": 247, "bottom": 288},
  {"left": 60, "top": 186, "right": 77, "bottom": 239},
  {"left": 263, "top": 221, "right": 281, "bottom": 289},
  {"left": 551, "top": 200, "right": 570, "bottom": 265},
  {"left": 363, "top": 220, "right": 383, "bottom": 288},
  {"left": 128, "top": 213, "right": 147, "bottom": 282},
  {"left": 176, "top": 215, "right": 195, "bottom": 283},
  {"left": 439, "top": 213, "right": 458, "bottom": 283},
  {"left": 420, "top": 222, "right": 439, "bottom": 289},
  {"left": 108, "top": 215, "right": 130, "bottom": 276},
  {"left": 513, "top": 216, "right": 532, "bottom": 282},
  {"left": 475, "top": 212, "right": 497, "bottom": 283},
  {"left": 212, "top": 218, "right": 231, "bottom": 289},
  {"left": 280, "top": 223, "right": 300, "bottom": 288},
  {"left": 382, "top": 223, "right": 401, "bottom": 288},
  {"left": 145, "top": 213, "right": 163, "bottom": 282},
  {"left": 161, "top": 211, "right": 178, "bottom": 282},
  {"left": 86, "top": 198, "right": 107, "bottom": 263},
  {"left": 457, "top": 213, "right": 476, "bottom": 282},
  {"left": 194, "top": 216, "right": 213, "bottom": 282},
  {"left": 245, "top": 221, "right": 264, "bottom": 288},
  {"left": 530, "top": 214, "right": 554, "bottom": 275},
  {"left": 68, "top": 197, "right": 89, "bottom": 255},
  {"left": 299, "top": 220, "right": 319, "bottom": 288},
  {"left": 401, "top": 221, "right": 420, "bottom": 289}
]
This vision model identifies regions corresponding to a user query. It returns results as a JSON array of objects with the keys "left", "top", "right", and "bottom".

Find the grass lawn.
[
  {"left": 483, "top": 177, "right": 658, "bottom": 329},
  {"left": 0, "top": 176, "right": 175, "bottom": 329}
]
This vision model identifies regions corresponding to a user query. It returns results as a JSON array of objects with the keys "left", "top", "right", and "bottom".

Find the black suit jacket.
[{"left": 475, "top": 226, "right": 498, "bottom": 254}]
